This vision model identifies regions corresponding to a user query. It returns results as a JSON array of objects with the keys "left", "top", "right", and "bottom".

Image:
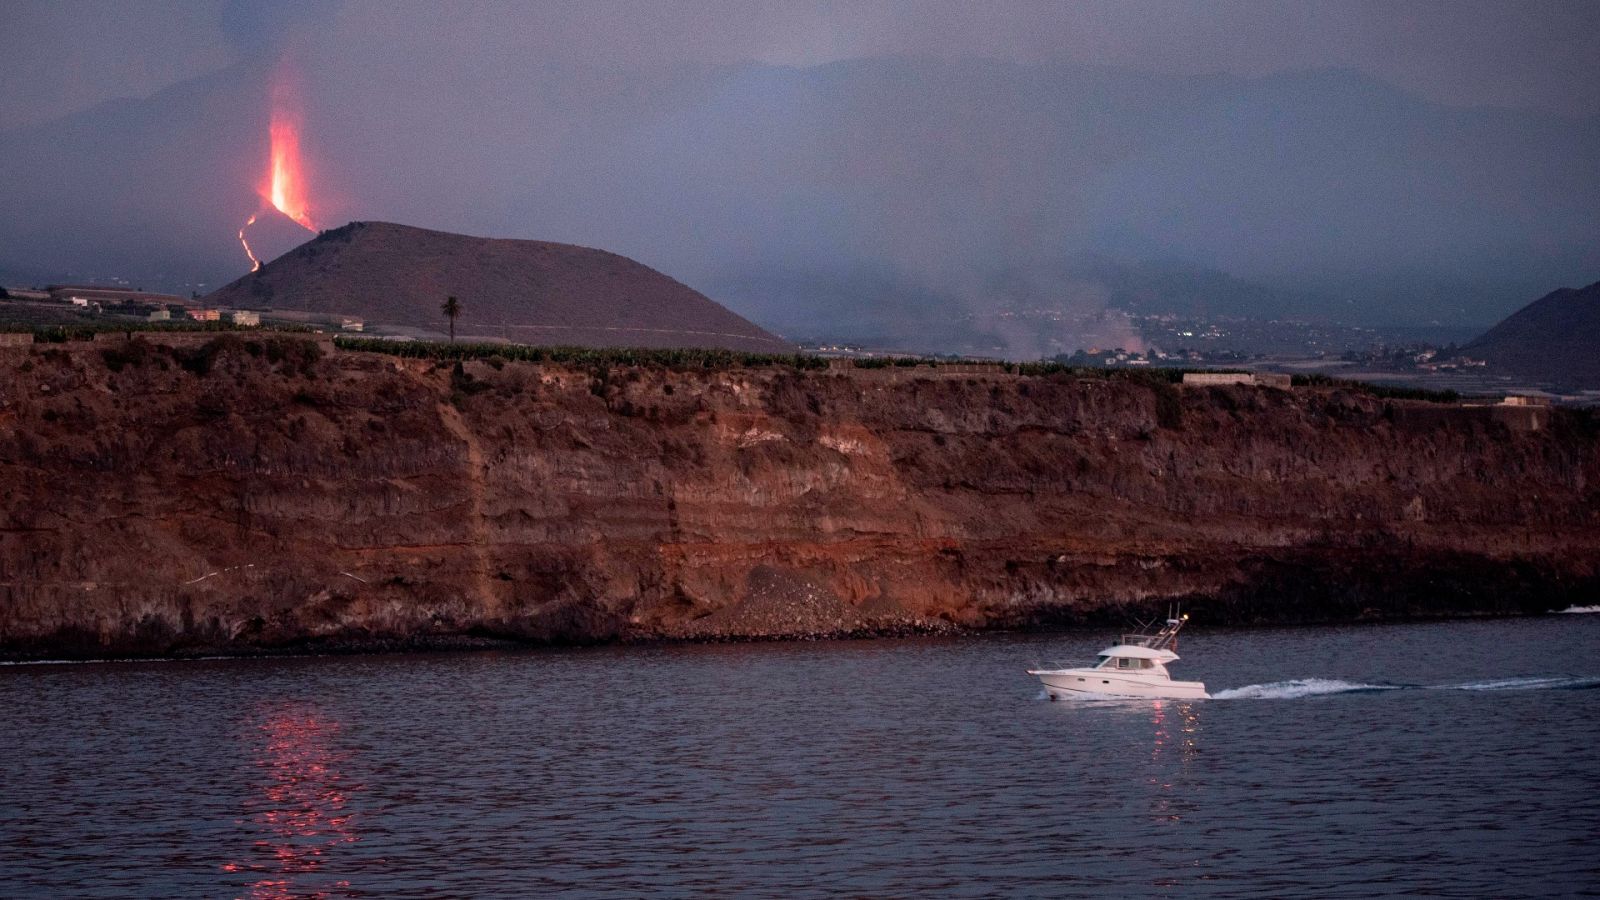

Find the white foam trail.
[
  {"left": 1444, "top": 675, "right": 1600, "bottom": 691},
  {"left": 1212, "top": 679, "right": 1398, "bottom": 700},
  {"left": 1556, "top": 605, "right": 1600, "bottom": 614},
  {"left": 1448, "top": 676, "right": 1567, "bottom": 691},
  {"left": 1212, "top": 675, "right": 1600, "bottom": 699}
]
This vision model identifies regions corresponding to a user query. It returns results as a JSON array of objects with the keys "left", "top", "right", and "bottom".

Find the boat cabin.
[
  {"left": 1098, "top": 655, "right": 1155, "bottom": 670},
  {"left": 1093, "top": 644, "right": 1177, "bottom": 672}
]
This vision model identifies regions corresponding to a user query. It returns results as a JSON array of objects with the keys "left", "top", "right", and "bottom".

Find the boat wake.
[
  {"left": 1556, "top": 604, "right": 1600, "bottom": 614},
  {"left": 1213, "top": 675, "right": 1600, "bottom": 700},
  {"left": 1441, "top": 675, "right": 1600, "bottom": 691},
  {"left": 1212, "top": 679, "right": 1398, "bottom": 700}
]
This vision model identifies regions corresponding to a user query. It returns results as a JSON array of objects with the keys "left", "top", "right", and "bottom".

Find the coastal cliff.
[{"left": 2, "top": 336, "right": 1597, "bottom": 659}]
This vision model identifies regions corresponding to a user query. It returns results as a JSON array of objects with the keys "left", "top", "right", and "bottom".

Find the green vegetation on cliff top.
[{"left": 4, "top": 324, "right": 1463, "bottom": 404}]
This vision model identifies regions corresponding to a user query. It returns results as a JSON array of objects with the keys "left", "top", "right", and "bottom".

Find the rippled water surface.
[{"left": 4, "top": 616, "right": 1599, "bottom": 897}]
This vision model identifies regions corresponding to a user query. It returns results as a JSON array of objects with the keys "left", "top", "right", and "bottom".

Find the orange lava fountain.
[
  {"left": 265, "top": 112, "right": 316, "bottom": 231},
  {"left": 238, "top": 62, "right": 318, "bottom": 272}
]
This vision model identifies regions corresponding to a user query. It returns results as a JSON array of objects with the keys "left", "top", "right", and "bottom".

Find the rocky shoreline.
[
  {"left": 2, "top": 337, "right": 1597, "bottom": 660},
  {"left": 3, "top": 606, "right": 1589, "bottom": 664}
]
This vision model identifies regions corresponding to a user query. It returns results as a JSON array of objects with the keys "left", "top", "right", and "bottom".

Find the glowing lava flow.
[
  {"left": 238, "top": 212, "right": 262, "bottom": 272},
  {"left": 237, "top": 65, "right": 318, "bottom": 272}
]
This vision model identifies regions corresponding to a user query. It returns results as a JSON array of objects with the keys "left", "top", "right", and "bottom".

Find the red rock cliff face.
[{"left": 1, "top": 338, "right": 1597, "bottom": 658}]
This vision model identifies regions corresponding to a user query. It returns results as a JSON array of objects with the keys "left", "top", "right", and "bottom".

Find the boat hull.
[{"left": 1028, "top": 668, "right": 1210, "bottom": 701}]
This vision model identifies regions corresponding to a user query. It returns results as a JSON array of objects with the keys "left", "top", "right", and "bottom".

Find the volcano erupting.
[
  {"left": 238, "top": 62, "right": 318, "bottom": 272},
  {"left": 211, "top": 61, "right": 786, "bottom": 351}
]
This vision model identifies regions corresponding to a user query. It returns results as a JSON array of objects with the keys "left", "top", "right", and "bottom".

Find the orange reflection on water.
[
  {"left": 223, "top": 708, "right": 358, "bottom": 899},
  {"left": 1147, "top": 700, "right": 1201, "bottom": 824}
]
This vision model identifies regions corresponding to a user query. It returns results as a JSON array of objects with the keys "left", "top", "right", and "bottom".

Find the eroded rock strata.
[{"left": 2, "top": 337, "right": 1597, "bottom": 658}]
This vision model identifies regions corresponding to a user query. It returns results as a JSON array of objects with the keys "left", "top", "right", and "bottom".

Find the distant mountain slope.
[
  {"left": 1463, "top": 281, "right": 1600, "bottom": 386},
  {"left": 203, "top": 221, "right": 792, "bottom": 352}
]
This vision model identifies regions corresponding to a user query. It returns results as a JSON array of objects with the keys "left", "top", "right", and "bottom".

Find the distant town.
[
  {"left": 799, "top": 305, "right": 1596, "bottom": 405},
  {"left": 0, "top": 282, "right": 365, "bottom": 334},
  {"left": 5, "top": 278, "right": 1596, "bottom": 406}
]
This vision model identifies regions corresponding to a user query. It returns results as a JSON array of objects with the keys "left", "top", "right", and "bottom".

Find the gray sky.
[{"left": 5, "top": 0, "right": 1599, "bottom": 130}]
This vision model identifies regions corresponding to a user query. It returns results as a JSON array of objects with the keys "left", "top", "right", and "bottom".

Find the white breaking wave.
[
  {"left": 1212, "top": 679, "right": 1398, "bottom": 700},
  {"left": 1556, "top": 605, "right": 1600, "bottom": 614}
]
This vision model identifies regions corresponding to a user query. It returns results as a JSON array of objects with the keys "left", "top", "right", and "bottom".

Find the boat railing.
[{"left": 1120, "top": 615, "right": 1188, "bottom": 651}]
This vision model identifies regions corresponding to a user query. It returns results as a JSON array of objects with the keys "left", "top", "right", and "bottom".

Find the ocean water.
[{"left": 3, "top": 616, "right": 1598, "bottom": 898}]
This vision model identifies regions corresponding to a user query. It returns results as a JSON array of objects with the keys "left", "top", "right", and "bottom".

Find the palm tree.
[{"left": 441, "top": 295, "right": 462, "bottom": 343}]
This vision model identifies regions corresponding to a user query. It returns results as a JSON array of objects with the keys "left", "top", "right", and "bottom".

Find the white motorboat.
[{"left": 1028, "top": 613, "right": 1209, "bottom": 700}]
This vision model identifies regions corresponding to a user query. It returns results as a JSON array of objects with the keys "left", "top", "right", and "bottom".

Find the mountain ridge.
[
  {"left": 1463, "top": 280, "right": 1600, "bottom": 386},
  {"left": 204, "top": 220, "right": 792, "bottom": 351}
]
